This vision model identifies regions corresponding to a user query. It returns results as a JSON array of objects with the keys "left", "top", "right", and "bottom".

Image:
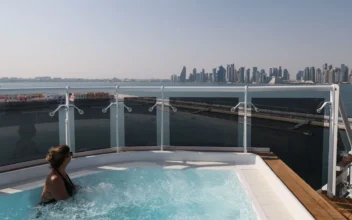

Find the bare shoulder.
[{"left": 49, "top": 174, "right": 63, "bottom": 184}]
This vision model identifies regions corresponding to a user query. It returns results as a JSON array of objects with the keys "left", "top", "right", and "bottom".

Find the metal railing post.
[
  {"left": 244, "top": 85, "right": 248, "bottom": 153},
  {"left": 327, "top": 84, "right": 339, "bottom": 197},
  {"left": 115, "top": 86, "right": 120, "bottom": 151},
  {"left": 160, "top": 86, "right": 165, "bottom": 151},
  {"left": 65, "top": 86, "right": 71, "bottom": 149}
]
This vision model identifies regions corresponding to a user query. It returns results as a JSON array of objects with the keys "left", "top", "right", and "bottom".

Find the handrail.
[{"left": 0, "top": 85, "right": 335, "bottom": 94}]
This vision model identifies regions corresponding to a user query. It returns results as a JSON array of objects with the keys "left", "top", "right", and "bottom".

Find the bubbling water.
[{"left": 22, "top": 169, "right": 256, "bottom": 220}]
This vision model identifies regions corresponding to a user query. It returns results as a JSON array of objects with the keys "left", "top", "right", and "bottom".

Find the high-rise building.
[
  {"left": 192, "top": 68, "right": 197, "bottom": 81},
  {"left": 327, "top": 69, "right": 334, "bottom": 84},
  {"left": 188, "top": 73, "right": 193, "bottom": 82},
  {"left": 238, "top": 67, "right": 245, "bottom": 83},
  {"left": 231, "top": 64, "right": 236, "bottom": 82},
  {"left": 269, "top": 68, "right": 273, "bottom": 77},
  {"left": 252, "top": 67, "right": 258, "bottom": 82},
  {"left": 304, "top": 67, "right": 310, "bottom": 81},
  {"left": 341, "top": 64, "right": 349, "bottom": 82},
  {"left": 200, "top": 69, "right": 205, "bottom": 82},
  {"left": 212, "top": 68, "right": 217, "bottom": 82},
  {"left": 278, "top": 66, "right": 282, "bottom": 78},
  {"left": 204, "top": 72, "right": 209, "bottom": 82},
  {"left": 316, "top": 68, "right": 322, "bottom": 83},
  {"left": 209, "top": 73, "right": 213, "bottom": 82},
  {"left": 171, "top": 74, "right": 178, "bottom": 82},
  {"left": 334, "top": 68, "right": 341, "bottom": 83},
  {"left": 309, "top": 67, "right": 315, "bottom": 82},
  {"left": 283, "top": 69, "right": 289, "bottom": 81},
  {"left": 217, "top": 66, "right": 226, "bottom": 82},
  {"left": 180, "top": 66, "right": 186, "bottom": 82},
  {"left": 226, "top": 65, "right": 231, "bottom": 82},
  {"left": 195, "top": 73, "right": 200, "bottom": 81},
  {"left": 273, "top": 68, "right": 278, "bottom": 78},
  {"left": 259, "top": 69, "right": 266, "bottom": 83},
  {"left": 245, "top": 68, "right": 250, "bottom": 83},
  {"left": 296, "top": 71, "right": 304, "bottom": 81}
]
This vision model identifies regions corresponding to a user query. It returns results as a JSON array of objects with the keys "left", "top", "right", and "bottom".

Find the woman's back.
[{"left": 40, "top": 145, "right": 75, "bottom": 204}]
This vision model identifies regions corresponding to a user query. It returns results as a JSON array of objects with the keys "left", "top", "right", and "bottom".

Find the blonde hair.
[{"left": 46, "top": 145, "right": 70, "bottom": 169}]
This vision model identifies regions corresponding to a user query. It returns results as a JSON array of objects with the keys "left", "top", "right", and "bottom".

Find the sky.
[{"left": 0, "top": 0, "right": 351, "bottom": 79}]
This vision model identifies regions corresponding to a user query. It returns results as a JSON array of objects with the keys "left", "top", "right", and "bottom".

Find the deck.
[{"left": 258, "top": 152, "right": 345, "bottom": 220}]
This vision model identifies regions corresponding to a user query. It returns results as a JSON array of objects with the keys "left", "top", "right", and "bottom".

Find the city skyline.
[
  {"left": 171, "top": 63, "right": 352, "bottom": 84},
  {"left": 1, "top": 1, "right": 352, "bottom": 79}
]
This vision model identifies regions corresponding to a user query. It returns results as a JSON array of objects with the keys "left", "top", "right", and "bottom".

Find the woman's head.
[{"left": 46, "top": 145, "right": 72, "bottom": 169}]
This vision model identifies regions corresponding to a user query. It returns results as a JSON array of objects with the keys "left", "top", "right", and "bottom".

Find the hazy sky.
[{"left": 0, "top": 0, "right": 351, "bottom": 79}]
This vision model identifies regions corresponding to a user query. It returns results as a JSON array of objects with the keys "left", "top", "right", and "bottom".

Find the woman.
[{"left": 40, "top": 145, "right": 76, "bottom": 205}]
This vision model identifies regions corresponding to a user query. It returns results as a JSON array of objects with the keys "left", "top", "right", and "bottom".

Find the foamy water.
[{"left": 1, "top": 168, "right": 257, "bottom": 220}]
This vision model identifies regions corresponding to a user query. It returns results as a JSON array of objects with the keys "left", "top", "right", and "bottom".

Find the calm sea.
[{"left": 1, "top": 81, "right": 352, "bottom": 116}]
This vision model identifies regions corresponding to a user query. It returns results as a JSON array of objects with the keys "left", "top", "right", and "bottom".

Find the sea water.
[{"left": 0, "top": 168, "right": 257, "bottom": 220}]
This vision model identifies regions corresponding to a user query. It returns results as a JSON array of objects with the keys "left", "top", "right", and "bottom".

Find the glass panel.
[
  {"left": 0, "top": 94, "right": 60, "bottom": 166},
  {"left": 73, "top": 92, "right": 113, "bottom": 152},
  {"left": 170, "top": 97, "right": 239, "bottom": 146},
  {"left": 250, "top": 97, "right": 325, "bottom": 189},
  {"left": 124, "top": 97, "right": 157, "bottom": 146}
]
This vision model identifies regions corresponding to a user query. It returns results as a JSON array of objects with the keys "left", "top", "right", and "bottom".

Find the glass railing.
[
  {"left": 0, "top": 93, "right": 63, "bottom": 166},
  {"left": 169, "top": 97, "right": 239, "bottom": 147},
  {"left": 249, "top": 94, "right": 328, "bottom": 189},
  {"left": 124, "top": 96, "right": 157, "bottom": 147},
  {"left": 73, "top": 92, "right": 113, "bottom": 152},
  {"left": 0, "top": 85, "right": 344, "bottom": 197}
]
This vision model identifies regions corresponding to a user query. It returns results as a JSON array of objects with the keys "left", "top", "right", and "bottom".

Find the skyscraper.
[
  {"left": 304, "top": 67, "right": 309, "bottom": 81},
  {"left": 171, "top": 74, "right": 178, "bottom": 82},
  {"left": 278, "top": 66, "right": 282, "bottom": 78},
  {"left": 259, "top": 69, "right": 266, "bottom": 83},
  {"left": 245, "top": 68, "right": 250, "bottom": 83},
  {"left": 269, "top": 68, "right": 273, "bottom": 77},
  {"left": 341, "top": 64, "right": 349, "bottom": 82},
  {"left": 238, "top": 67, "right": 245, "bottom": 83},
  {"left": 230, "top": 64, "right": 236, "bottom": 82},
  {"left": 283, "top": 69, "right": 289, "bottom": 80},
  {"left": 217, "top": 66, "right": 226, "bottom": 82},
  {"left": 180, "top": 66, "right": 186, "bottom": 82},
  {"left": 309, "top": 67, "right": 315, "bottom": 82},
  {"left": 200, "top": 69, "right": 205, "bottom": 82},
  {"left": 212, "top": 68, "right": 217, "bottom": 82},
  {"left": 334, "top": 68, "right": 341, "bottom": 83},
  {"left": 252, "top": 67, "right": 258, "bottom": 82},
  {"left": 192, "top": 68, "right": 197, "bottom": 81},
  {"left": 316, "top": 68, "right": 322, "bottom": 83},
  {"left": 296, "top": 71, "right": 304, "bottom": 81},
  {"left": 273, "top": 68, "right": 278, "bottom": 78},
  {"left": 327, "top": 68, "right": 334, "bottom": 84},
  {"left": 226, "top": 65, "right": 231, "bottom": 82}
]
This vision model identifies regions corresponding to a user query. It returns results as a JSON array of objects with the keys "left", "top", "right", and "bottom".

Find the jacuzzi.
[{"left": 0, "top": 151, "right": 313, "bottom": 220}]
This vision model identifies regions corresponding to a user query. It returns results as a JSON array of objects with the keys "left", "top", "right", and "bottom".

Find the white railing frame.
[{"left": 0, "top": 85, "right": 338, "bottom": 196}]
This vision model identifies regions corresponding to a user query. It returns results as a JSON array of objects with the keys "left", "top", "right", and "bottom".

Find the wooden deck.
[
  {"left": 321, "top": 192, "right": 352, "bottom": 219},
  {"left": 258, "top": 152, "right": 346, "bottom": 220}
]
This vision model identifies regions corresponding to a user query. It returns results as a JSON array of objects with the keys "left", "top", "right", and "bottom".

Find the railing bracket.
[
  {"left": 317, "top": 101, "right": 331, "bottom": 113},
  {"left": 231, "top": 102, "right": 259, "bottom": 113},
  {"left": 49, "top": 104, "right": 84, "bottom": 117}
]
